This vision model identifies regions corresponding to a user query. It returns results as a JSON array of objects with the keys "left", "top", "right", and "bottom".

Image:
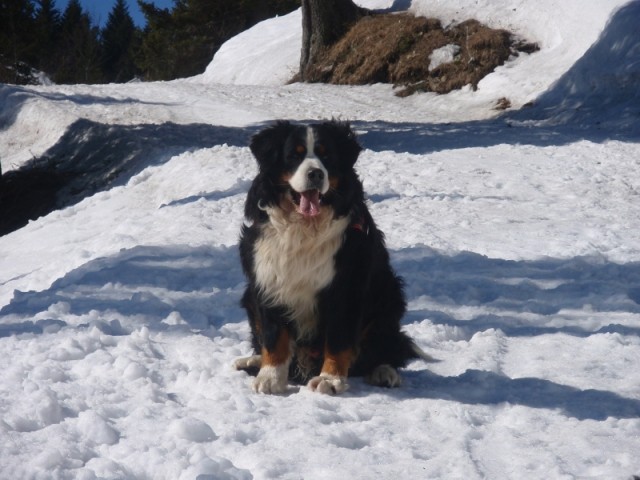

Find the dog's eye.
[
  {"left": 315, "top": 144, "right": 326, "bottom": 157},
  {"left": 295, "top": 145, "right": 306, "bottom": 156}
]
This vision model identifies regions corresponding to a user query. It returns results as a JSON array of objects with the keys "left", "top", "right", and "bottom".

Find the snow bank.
[
  {"left": 200, "top": 1, "right": 394, "bottom": 86},
  {"left": 509, "top": 0, "right": 640, "bottom": 131},
  {"left": 200, "top": 11, "right": 301, "bottom": 86},
  {"left": 198, "top": 0, "right": 629, "bottom": 111}
]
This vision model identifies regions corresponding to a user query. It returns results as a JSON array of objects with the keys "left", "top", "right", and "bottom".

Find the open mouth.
[{"left": 290, "top": 189, "right": 324, "bottom": 218}]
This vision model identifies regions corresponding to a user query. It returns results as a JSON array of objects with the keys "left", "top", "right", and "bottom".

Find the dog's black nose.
[{"left": 307, "top": 168, "right": 325, "bottom": 185}]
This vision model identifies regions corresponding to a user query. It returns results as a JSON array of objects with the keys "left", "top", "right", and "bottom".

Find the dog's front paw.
[
  {"left": 253, "top": 365, "right": 288, "bottom": 394},
  {"left": 307, "top": 374, "right": 349, "bottom": 395}
]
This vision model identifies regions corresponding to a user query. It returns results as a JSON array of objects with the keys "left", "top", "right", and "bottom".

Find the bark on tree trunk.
[{"left": 300, "top": 0, "right": 368, "bottom": 81}]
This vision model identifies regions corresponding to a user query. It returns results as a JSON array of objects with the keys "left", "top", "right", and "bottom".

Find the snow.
[
  {"left": 428, "top": 44, "right": 461, "bottom": 71},
  {"left": 200, "top": 11, "right": 301, "bottom": 86},
  {"left": 1, "top": 0, "right": 640, "bottom": 479}
]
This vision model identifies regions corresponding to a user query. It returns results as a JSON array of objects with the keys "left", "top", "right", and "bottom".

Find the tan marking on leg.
[
  {"left": 254, "top": 329, "right": 292, "bottom": 394},
  {"left": 320, "top": 348, "right": 353, "bottom": 378},
  {"left": 262, "top": 328, "right": 291, "bottom": 367}
]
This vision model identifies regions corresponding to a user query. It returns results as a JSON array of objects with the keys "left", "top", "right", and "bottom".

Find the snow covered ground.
[{"left": 1, "top": 0, "right": 640, "bottom": 478}]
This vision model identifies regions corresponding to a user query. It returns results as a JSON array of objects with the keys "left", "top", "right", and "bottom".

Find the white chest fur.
[{"left": 253, "top": 209, "right": 349, "bottom": 339}]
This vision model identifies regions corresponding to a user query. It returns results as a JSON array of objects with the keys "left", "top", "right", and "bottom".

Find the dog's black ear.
[
  {"left": 244, "top": 173, "right": 272, "bottom": 222},
  {"left": 249, "top": 121, "right": 293, "bottom": 169},
  {"left": 323, "top": 120, "right": 362, "bottom": 167}
]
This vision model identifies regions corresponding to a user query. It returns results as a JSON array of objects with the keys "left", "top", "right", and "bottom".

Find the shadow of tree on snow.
[
  {"left": 2, "top": 240, "right": 639, "bottom": 420},
  {"left": 394, "top": 247, "right": 640, "bottom": 339},
  {"left": 388, "top": 246, "right": 640, "bottom": 420},
  {"left": 399, "top": 368, "right": 640, "bottom": 421},
  {"left": 0, "top": 244, "right": 245, "bottom": 338},
  {"left": 0, "top": 120, "right": 258, "bottom": 236}
]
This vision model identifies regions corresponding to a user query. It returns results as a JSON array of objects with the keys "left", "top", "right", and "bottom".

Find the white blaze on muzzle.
[{"left": 288, "top": 127, "right": 329, "bottom": 217}]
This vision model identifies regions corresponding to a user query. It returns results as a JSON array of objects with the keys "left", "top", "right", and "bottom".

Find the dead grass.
[{"left": 301, "top": 13, "right": 538, "bottom": 97}]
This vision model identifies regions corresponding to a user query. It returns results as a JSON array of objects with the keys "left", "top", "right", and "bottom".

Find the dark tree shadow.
[
  {"left": 379, "top": 245, "right": 640, "bottom": 421},
  {"left": 393, "top": 247, "right": 640, "bottom": 339},
  {"left": 395, "top": 369, "right": 640, "bottom": 421},
  {"left": 0, "top": 120, "right": 258, "bottom": 236},
  {"left": 3, "top": 240, "right": 639, "bottom": 422},
  {"left": 0, "top": 244, "right": 246, "bottom": 338}
]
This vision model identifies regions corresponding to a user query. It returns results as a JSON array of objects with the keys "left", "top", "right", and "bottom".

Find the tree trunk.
[{"left": 300, "top": 0, "right": 368, "bottom": 81}]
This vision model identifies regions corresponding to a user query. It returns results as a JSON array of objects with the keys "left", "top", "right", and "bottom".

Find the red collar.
[{"left": 351, "top": 216, "right": 368, "bottom": 234}]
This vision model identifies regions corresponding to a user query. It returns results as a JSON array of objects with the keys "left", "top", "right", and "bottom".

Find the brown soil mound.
[{"left": 302, "top": 13, "right": 538, "bottom": 97}]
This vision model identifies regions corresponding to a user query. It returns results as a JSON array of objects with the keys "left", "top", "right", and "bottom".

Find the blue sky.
[{"left": 53, "top": 0, "right": 175, "bottom": 27}]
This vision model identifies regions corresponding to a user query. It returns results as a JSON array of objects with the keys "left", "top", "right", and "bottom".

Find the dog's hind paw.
[
  {"left": 307, "top": 374, "right": 349, "bottom": 395},
  {"left": 234, "top": 355, "right": 262, "bottom": 371},
  {"left": 364, "top": 364, "right": 402, "bottom": 388}
]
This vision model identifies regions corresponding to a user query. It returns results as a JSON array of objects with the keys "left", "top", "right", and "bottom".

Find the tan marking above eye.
[{"left": 295, "top": 144, "right": 306, "bottom": 155}]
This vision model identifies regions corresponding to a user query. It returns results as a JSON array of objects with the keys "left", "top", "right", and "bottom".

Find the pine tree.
[
  {"left": 0, "top": 0, "right": 37, "bottom": 83},
  {"left": 55, "top": 0, "right": 102, "bottom": 84},
  {"left": 101, "top": 0, "right": 139, "bottom": 83},
  {"left": 136, "top": 1, "right": 174, "bottom": 80},
  {"left": 137, "top": 0, "right": 298, "bottom": 81},
  {"left": 32, "top": 0, "right": 61, "bottom": 76}
]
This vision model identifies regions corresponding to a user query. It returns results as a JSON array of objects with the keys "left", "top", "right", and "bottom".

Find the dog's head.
[{"left": 246, "top": 120, "right": 363, "bottom": 222}]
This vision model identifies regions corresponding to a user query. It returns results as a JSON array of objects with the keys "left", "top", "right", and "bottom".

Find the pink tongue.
[{"left": 298, "top": 190, "right": 321, "bottom": 217}]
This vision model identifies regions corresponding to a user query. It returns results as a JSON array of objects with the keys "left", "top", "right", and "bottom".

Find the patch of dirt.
[
  {"left": 494, "top": 97, "right": 512, "bottom": 110},
  {"left": 301, "top": 13, "right": 538, "bottom": 97}
]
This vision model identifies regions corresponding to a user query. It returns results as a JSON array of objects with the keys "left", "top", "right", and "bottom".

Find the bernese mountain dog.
[{"left": 234, "top": 120, "right": 427, "bottom": 395}]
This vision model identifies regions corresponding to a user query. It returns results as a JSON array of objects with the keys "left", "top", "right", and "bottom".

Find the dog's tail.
[{"left": 410, "top": 342, "right": 439, "bottom": 363}]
